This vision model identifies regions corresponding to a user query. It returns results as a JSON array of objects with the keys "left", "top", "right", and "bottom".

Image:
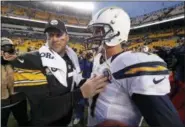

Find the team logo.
[
  {"left": 103, "top": 68, "right": 112, "bottom": 83},
  {"left": 17, "top": 58, "right": 24, "bottom": 63},
  {"left": 45, "top": 68, "right": 52, "bottom": 75},
  {"left": 68, "top": 65, "right": 71, "bottom": 70},
  {"left": 45, "top": 68, "right": 58, "bottom": 75},
  {"left": 153, "top": 77, "right": 166, "bottom": 84},
  {"left": 51, "top": 68, "right": 57, "bottom": 72},
  {"left": 50, "top": 20, "right": 58, "bottom": 25}
]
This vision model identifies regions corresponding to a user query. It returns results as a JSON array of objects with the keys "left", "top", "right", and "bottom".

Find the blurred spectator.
[
  {"left": 27, "top": 46, "right": 31, "bottom": 52},
  {"left": 16, "top": 48, "right": 19, "bottom": 55},
  {"left": 168, "top": 41, "right": 185, "bottom": 125},
  {"left": 154, "top": 40, "right": 185, "bottom": 125},
  {"left": 79, "top": 51, "right": 93, "bottom": 79},
  {"left": 1, "top": 37, "right": 29, "bottom": 126},
  {"left": 169, "top": 40, "right": 185, "bottom": 82}
]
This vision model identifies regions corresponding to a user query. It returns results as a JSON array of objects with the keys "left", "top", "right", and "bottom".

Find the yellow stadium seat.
[
  {"left": 1, "top": 5, "right": 9, "bottom": 15},
  {"left": 79, "top": 19, "right": 89, "bottom": 25},
  {"left": 35, "top": 11, "right": 49, "bottom": 20},
  {"left": 12, "top": 6, "right": 26, "bottom": 16},
  {"left": 49, "top": 13, "right": 63, "bottom": 21}
]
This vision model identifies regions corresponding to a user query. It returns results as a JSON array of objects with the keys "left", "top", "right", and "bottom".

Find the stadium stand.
[
  {"left": 1, "top": 2, "right": 184, "bottom": 54},
  {"left": 177, "top": 29, "right": 185, "bottom": 35},
  {"left": 168, "top": 3, "right": 184, "bottom": 17},
  {"left": 1, "top": 5, "right": 9, "bottom": 15},
  {"left": 2, "top": 1, "right": 184, "bottom": 27},
  {"left": 48, "top": 12, "right": 64, "bottom": 22},
  {"left": 128, "top": 42, "right": 145, "bottom": 50},
  {"left": 148, "top": 39, "right": 177, "bottom": 49},
  {"left": 131, "top": 2, "right": 184, "bottom": 26},
  {"left": 148, "top": 30, "right": 174, "bottom": 38},
  {"left": 143, "top": 10, "right": 164, "bottom": 23},
  {"left": 34, "top": 10, "right": 49, "bottom": 20},
  {"left": 12, "top": 5, "right": 26, "bottom": 17},
  {"left": 78, "top": 19, "right": 89, "bottom": 26},
  {"left": 63, "top": 15, "right": 78, "bottom": 25},
  {"left": 1, "top": 2, "right": 90, "bottom": 26},
  {"left": 129, "top": 34, "right": 144, "bottom": 40}
]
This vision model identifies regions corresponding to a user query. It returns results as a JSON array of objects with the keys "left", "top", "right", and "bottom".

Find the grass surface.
[{"left": 7, "top": 100, "right": 31, "bottom": 127}]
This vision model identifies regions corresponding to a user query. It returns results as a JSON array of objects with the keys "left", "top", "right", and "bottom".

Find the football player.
[{"left": 87, "top": 7, "right": 184, "bottom": 127}]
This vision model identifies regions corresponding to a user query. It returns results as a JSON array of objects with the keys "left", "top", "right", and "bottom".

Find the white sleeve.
[
  {"left": 112, "top": 54, "right": 171, "bottom": 97},
  {"left": 127, "top": 75, "right": 171, "bottom": 96},
  {"left": 73, "top": 57, "right": 84, "bottom": 87},
  {"left": 68, "top": 47, "right": 84, "bottom": 87}
]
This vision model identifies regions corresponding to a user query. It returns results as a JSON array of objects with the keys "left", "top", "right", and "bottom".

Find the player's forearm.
[
  {"left": 1, "top": 65, "right": 13, "bottom": 99},
  {"left": 132, "top": 93, "right": 184, "bottom": 127},
  {"left": 77, "top": 79, "right": 87, "bottom": 88},
  {"left": 10, "top": 51, "right": 43, "bottom": 70}
]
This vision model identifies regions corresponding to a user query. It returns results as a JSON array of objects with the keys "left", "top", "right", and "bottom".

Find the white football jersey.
[{"left": 88, "top": 51, "right": 170, "bottom": 126}]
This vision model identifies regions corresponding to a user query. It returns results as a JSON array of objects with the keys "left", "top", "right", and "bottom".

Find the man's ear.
[
  {"left": 66, "top": 34, "right": 69, "bottom": 42},
  {"left": 1, "top": 51, "right": 4, "bottom": 56}
]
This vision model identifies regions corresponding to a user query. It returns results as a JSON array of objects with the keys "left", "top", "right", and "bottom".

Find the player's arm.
[
  {"left": 38, "top": 75, "right": 107, "bottom": 124},
  {"left": 127, "top": 61, "right": 184, "bottom": 127},
  {"left": 132, "top": 93, "right": 184, "bottom": 127},
  {"left": 113, "top": 56, "right": 184, "bottom": 127},
  {"left": 9, "top": 51, "right": 43, "bottom": 70}
]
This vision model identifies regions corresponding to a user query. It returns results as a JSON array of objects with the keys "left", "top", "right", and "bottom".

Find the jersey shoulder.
[
  {"left": 111, "top": 51, "right": 170, "bottom": 96},
  {"left": 111, "top": 51, "right": 168, "bottom": 79},
  {"left": 111, "top": 51, "right": 165, "bottom": 68}
]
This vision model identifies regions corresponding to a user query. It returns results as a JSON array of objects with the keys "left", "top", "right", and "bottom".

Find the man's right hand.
[
  {"left": 2, "top": 51, "right": 17, "bottom": 61},
  {"left": 80, "top": 75, "right": 108, "bottom": 98}
]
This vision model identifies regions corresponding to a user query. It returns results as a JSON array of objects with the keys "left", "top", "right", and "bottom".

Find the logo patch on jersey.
[
  {"left": 51, "top": 67, "right": 57, "bottom": 72},
  {"left": 68, "top": 64, "right": 71, "bottom": 70},
  {"left": 45, "top": 68, "right": 52, "bottom": 75},
  {"left": 153, "top": 77, "right": 165, "bottom": 84},
  {"left": 17, "top": 58, "right": 24, "bottom": 63},
  {"left": 103, "top": 68, "right": 112, "bottom": 83}
]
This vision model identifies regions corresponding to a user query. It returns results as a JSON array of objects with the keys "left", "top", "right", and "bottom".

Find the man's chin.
[
  {"left": 52, "top": 48, "right": 61, "bottom": 53},
  {"left": 52, "top": 49, "right": 65, "bottom": 55}
]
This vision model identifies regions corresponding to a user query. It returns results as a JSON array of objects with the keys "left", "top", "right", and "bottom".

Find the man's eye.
[
  {"left": 49, "top": 34, "right": 54, "bottom": 37},
  {"left": 56, "top": 34, "right": 62, "bottom": 37}
]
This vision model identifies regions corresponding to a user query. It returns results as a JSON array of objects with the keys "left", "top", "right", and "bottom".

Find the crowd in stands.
[
  {"left": 1, "top": 2, "right": 184, "bottom": 26},
  {"left": 9, "top": 38, "right": 45, "bottom": 54},
  {"left": 131, "top": 2, "right": 184, "bottom": 25},
  {"left": 1, "top": 2, "right": 90, "bottom": 26},
  {"left": 129, "top": 27, "right": 184, "bottom": 41},
  {"left": 8, "top": 26, "right": 184, "bottom": 57},
  {"left": 127, "top": 25, "right": 184, "bottom": 51}
]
